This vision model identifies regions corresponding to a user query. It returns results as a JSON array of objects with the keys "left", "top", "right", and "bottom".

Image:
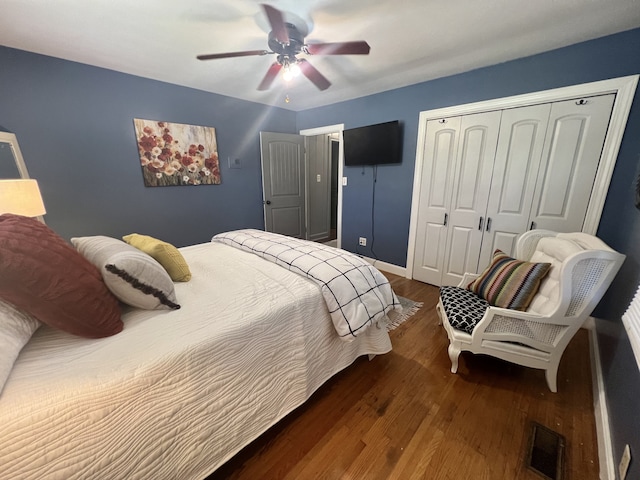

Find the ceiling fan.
[{"left": 196, "top": 4, "right": 370, "bottom": 91}]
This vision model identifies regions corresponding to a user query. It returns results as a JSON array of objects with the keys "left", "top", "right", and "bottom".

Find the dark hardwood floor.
[{"left": 207, "top": 273, "right": 599, "bottom": 479}]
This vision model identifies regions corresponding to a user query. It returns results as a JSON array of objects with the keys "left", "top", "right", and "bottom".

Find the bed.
[{"left": 0, "top": 221, "right": 398, "bottom": 480}]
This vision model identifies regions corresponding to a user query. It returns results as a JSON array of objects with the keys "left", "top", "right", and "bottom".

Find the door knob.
[{"left": 264, "top": 200, "right": 271, "bottom": 205}]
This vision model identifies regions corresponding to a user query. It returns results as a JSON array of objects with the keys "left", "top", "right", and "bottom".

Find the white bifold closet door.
[
  {"left": 411, "top": 111, "right": 502, "bottom": 286},
  {"left": 528, "top": 94, "right": 615, "bottom": 233},
  {"left": 412, "top": 93, "right": 615, "bottom": 287},
  {"left": 475, "top": 103, "right": 552, "bottom": 273},
  {"left": 439, "top": 111, "right": 501, "bottom": 286},
  {"left": 410, "top": 116, "right": 462, "bottom": 286}
]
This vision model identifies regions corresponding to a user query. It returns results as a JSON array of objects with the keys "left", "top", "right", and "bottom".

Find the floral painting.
[{"left": 133, "top": 118, "right": 221, "bottom": 187}]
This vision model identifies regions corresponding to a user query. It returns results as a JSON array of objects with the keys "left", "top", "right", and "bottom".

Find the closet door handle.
[
  {"left": 486, "top": 217, "right": 492, "bottom": 232},
  {"left": 443, "top": 213, "right": 448, "bottom": 226},
  {"left": 530, "top": 221, "right": 537, "bottom": 230},
  {"left": 478, "top": 216, "right": 484, "bottom": 231}
]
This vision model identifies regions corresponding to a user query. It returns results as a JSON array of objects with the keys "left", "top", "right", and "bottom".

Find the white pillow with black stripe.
[{"left": 71, "top": 236, "right": 180, "bottom": 310}]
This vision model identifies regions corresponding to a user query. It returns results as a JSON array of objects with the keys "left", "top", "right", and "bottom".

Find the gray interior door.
[{"left": 260, "top": 132, "right": 306, "bottom": 238}]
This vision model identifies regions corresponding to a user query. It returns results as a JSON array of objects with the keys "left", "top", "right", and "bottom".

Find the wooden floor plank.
[{"left": 206, "top": 273, "right": 599, "bottom": 479}]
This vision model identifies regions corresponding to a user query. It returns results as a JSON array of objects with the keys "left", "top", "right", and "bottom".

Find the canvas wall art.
[{"left": 133, "top": 118, "right": 221, "bottom": 187}]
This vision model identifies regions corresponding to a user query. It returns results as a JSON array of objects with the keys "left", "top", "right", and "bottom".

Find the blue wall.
[
  {"left": 297, "top": 28, "right": 640, "bottom": 478},
  {"left": 593, "top": 80, "right": 640, "bottom": 480},
  {"left": 0, "top": 46, "right": 296, "bottom": 247},
  {"left": 2, "top": 27, "right": 640, "bottom": 478}
]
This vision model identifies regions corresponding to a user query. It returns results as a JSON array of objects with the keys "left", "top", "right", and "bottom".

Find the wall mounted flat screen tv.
[{"left": 343, "top": 120, "right": 402, "bottom": 166}]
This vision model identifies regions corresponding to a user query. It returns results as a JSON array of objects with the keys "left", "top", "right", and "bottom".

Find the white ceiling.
[{"left": 1, "top": 0, "right": 639, "bottom": 112}]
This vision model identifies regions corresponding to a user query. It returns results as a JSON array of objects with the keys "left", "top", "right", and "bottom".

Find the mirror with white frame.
[{"left": 0, "top": 132, "right": 30, "bottom": 179}]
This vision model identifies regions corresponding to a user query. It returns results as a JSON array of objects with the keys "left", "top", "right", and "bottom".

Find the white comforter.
[
  {"left": 0, "top": 242, "right": 392, "bottom": 480},
  {"left": 212, "top": 229, "right": 401, "bottom": 341}
]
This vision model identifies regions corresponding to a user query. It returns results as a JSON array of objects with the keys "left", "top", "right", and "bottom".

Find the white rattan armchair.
[{"left": 436, "top": 230, "right": 625, "bottom": 392}]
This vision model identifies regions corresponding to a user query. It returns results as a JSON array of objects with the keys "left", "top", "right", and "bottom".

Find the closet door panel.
[
  {"left": 412, "top": 117, "right": 461, "bottom": 285},
  {"left": 478, "top": 104, "right": 551, "bottom": 268},
  {"left": 441, "top": 111, "right": 501, "bottom": 286},
  {"left": 443, "top": 226, "right": 479, "bottom": 279},
  {"left": 479, "top": 231, "right": 520, "bottom": 268},
  {"left": 531, "top": 94, "right": 615, "bottom": 232}
]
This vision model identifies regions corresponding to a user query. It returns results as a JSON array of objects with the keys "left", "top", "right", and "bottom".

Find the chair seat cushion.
[{"left": 440, "top": 286, "right": 488, "bottom": 334}]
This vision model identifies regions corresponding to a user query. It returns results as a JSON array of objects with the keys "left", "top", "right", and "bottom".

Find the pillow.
[
  {"left": 467, "top": 249, "right": 551, "bottom": 311},
  {"left": 0, "top": 214, "right": 123, "bottom": 338},
  {"left": 0, "top": 300, "right": 41, "bottom": 394},
  {"left": 71, "top": 235, "right": 180, "bottom": 310},
  {"left": 122, "top": 233, "right": 191, "bottom": 282}
]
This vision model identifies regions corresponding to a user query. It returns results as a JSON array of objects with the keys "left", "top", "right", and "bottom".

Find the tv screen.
[{"left": 343, "top": 120, "right": 402, "bottom": 166}]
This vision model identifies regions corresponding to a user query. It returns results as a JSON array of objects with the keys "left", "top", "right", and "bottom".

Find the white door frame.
[
  {"left": 406, "top": 75, "right": 639, "bottom": 279},
  {"left": 300, "top": 124, "right": 345, "bottom": 249}
]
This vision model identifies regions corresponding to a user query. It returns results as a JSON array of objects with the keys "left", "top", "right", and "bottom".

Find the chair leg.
[
  {"left": 545, "top": 367, "right": 558, "bottom": 393},
  {"left": 436, "top": 302, "right": 443, "bottom": 326},
  {"left": 448, "top": 343, "right": 461, "bottom": 373}
]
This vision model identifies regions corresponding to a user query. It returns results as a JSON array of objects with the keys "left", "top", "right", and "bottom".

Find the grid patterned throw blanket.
[{"left": 212, "top": 229, "right": 401, "bottom": 341}]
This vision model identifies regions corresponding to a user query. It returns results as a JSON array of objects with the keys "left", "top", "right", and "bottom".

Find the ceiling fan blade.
[
  {"left": 305, "top": 41, "right": 371, "bottom": 55},
  {"left": 257, "top": 62, "right": 283, "bottom": 90},
  {"left": 197, "top": 50, "right": 270, "bottom": 60},
  {"left": 261, "top": 4, "right": 290, "bottom": 45},
  {"left": 298, "top": 59, "right": 331, "bottom": 91}
]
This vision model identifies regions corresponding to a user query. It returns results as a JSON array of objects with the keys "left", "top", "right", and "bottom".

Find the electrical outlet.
[
  {"left": 359, "top": 237, "right": 367, "bottom": 247},
  {"left": 619, "top": 444, "right": 631, "bottom": 480}
]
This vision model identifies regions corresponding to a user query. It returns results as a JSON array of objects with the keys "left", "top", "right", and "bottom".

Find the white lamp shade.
[{"left": 0, "top": 179, "right": 46, "bottom": 217}]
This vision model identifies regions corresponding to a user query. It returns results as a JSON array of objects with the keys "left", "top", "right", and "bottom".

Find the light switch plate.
[{"left": 228, "top": 157, "right": 242, "bottom": 169}]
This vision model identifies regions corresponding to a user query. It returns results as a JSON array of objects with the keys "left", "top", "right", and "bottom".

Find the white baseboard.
[
  {"left": 585, "top": 317, "right": 615, "bottom": 480},
  {"left": 361, "top": 256, "right": 406, "bottom": 277}
]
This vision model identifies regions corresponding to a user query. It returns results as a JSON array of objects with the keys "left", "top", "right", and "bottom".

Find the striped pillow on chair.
[{"left": 467, "top": 250, "right": 551, "bottom": 311}]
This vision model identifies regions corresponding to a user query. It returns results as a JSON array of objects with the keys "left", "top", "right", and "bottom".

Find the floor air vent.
[{"left": 526, "top": 421, "right": 565, "bottom": 480}]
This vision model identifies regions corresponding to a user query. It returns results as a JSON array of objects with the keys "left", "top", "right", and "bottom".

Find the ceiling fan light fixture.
[
  {"left": 289, "top": 62, "right": 301, "bottom": 78},
  {"left": 197, "top": 4, "right": 370, "bottom": 92},
  {"left": 281, "top": 57, "right": 301, "bottom": 82}
]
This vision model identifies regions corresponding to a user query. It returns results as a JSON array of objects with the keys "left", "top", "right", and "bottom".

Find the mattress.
[{"left": 0, "top": 242, "right": 392, "bottom": 480}]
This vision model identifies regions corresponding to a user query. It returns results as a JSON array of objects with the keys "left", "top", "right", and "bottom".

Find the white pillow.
[
  {"left": 527, "top": 237, "right": 583, "bottom": 316},
  {"left": 71, "top": 236, "right": 180, "bottom": 310},
  {"left": 0, "top": 299, "right": 41, "bottom": 394}
]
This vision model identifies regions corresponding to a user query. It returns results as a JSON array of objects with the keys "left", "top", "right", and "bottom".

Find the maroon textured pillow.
[{"left": 0, "top": 214, "right": 123, "bottom": 338}]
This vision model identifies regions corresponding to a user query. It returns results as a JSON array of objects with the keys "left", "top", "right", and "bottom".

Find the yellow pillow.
[{"left": 122, "top": 234, "right": 192, "bottom": 282}]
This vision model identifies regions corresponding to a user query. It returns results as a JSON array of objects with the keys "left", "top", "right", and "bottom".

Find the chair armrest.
[
  {"left": 457, "top": 273, "right": 479, "bottom": 288},
  {"left": 480, "top": 305, "right": 580, "bottom": 328},
  {"left": 471, "top": 305, "right": 580, "bottom": 351}
]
